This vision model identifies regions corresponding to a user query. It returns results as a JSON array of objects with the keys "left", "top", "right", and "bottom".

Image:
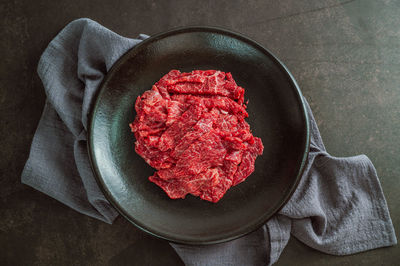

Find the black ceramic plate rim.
[{"left": 88, "top": 26, "right": 310, "bottom": 245}]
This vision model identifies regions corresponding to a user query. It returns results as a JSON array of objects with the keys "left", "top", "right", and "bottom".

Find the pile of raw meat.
[{"left": 130, "top": 70, "right": 263, "bottom": 203}]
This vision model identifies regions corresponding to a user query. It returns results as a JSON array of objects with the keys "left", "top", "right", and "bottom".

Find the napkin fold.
[
  {"left": 22, "top": 18, "right": 397, "bottom": 265},
  {"left": 22, "top": 18, "right": 148, "bottom": 224}
]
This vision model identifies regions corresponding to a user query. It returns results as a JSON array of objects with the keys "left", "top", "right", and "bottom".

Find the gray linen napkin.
[
  {"left": 22, "top": 18, "right": 148, "bottom": 223},
  {"left": 22, "top": 18, "right": 397, "bottom": 265}
]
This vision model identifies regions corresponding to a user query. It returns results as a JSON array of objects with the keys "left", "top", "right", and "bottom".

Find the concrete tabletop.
[{"left": 1, "top": 0, "right": 398, "bottom": 265}]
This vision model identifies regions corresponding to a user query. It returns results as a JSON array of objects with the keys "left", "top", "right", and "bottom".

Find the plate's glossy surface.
[{"left": 88, "top": 27, "right": 309, "bottom": 245}]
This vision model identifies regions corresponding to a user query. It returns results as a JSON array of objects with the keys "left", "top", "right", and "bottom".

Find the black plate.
[{"left": 88, "top": 26, "right": 309, "bottom": 245}]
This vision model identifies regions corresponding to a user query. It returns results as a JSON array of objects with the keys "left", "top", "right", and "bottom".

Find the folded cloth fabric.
[
  {"left": 22, "top": 18, "right": 397, "bottom": 265},
  {"left": 21, "top": 18, "right": 148, "bottom": 223}
]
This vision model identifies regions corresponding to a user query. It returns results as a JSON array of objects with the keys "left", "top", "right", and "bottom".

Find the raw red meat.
[{"left": 130, "top": 70, "right": 263, "bottom": 203}]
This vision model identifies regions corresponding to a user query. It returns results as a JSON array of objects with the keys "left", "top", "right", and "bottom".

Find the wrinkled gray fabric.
[
  {"left": 21, "top": 18, "right": 148, "bottom": 223},
  {"left": 22, "top": 18, "right": 397, "bottom": 265}
]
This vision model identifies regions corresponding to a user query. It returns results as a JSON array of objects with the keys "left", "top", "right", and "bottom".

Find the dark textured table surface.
[{"left": 1, "top": 0, "right": 399, "bottom": 265}]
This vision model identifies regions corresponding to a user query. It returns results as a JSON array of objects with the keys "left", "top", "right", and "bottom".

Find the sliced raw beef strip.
[{"left": 130, "top": 70, "right": 263, "bottom": 203}]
